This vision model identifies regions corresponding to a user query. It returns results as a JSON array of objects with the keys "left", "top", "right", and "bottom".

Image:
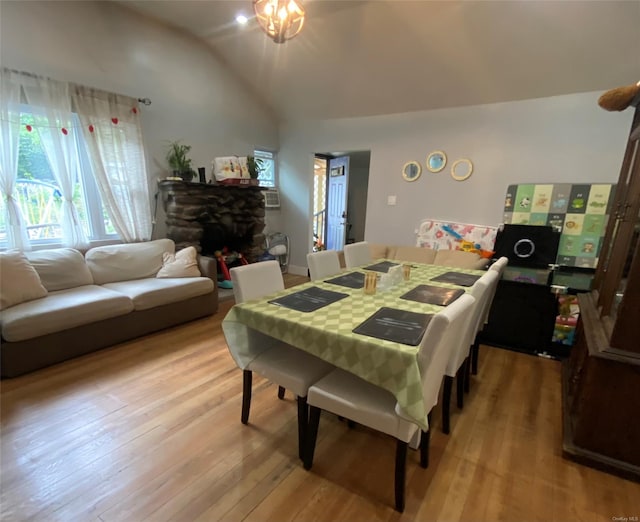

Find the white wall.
[
  {"left": 0, "top": 0, "right": 279, "bottom": 239},
  {"left": 279, "top": 93, "right": 632, "bottom": 274}
]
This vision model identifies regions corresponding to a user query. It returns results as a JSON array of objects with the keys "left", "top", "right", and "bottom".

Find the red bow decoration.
[{"left": 111, "top": 117, "right": 119, "bottom": 125}]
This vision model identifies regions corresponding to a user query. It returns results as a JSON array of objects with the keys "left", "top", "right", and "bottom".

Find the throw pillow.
[
  {"left": 156, "top": 246, "right": 201, "bottom": 278},
  {"left": 0, "top": 250, "right": 48, "bottom": 310}
]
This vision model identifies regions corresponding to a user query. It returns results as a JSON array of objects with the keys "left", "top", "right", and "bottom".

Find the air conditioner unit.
[{"left": 263, "top": 189, "right": 281, "bottom": 208}]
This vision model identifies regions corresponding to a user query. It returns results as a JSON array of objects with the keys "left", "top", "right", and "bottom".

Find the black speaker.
[
  {"left": 198, "top": 167, "right": 206, "bottom": 183},
  {"left": 494, "top": 224, "right": 561, "bottom": 268}
]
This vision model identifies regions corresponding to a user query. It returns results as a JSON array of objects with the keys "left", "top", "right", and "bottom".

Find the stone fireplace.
[{"left": 158, "top": 180, "right": 266, "bottom": 262}]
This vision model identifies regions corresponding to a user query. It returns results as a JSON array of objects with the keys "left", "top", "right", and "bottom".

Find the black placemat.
[
  {"left": 363, "top": 261, "right": 400, "bottom": 273},
  {"left": 430, "top": 271, "right": 481, "bottom": 287},
  {"left": 353, "top": 307, "right": 432, "bottom": 346},
  {"left": 269, "top": 286, "right": 349, "bottom": 312},
  {"left": 325, "top": 271, "right": 365, "bottom": 289},
  {"left": 400, "top": 285, "right": 465, "bottom": 306}
]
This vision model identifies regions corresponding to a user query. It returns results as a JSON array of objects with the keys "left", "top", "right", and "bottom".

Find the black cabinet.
[
  {"left": 482, "top": 270, "right": 557, "bottom": 356},
  {"left": 481, "top": 266, "right": 594, "bottom": 359}
]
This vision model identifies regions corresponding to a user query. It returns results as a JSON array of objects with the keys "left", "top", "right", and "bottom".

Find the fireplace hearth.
[{"left": 158, "top": 180, "right": 266, "bottom": 262}]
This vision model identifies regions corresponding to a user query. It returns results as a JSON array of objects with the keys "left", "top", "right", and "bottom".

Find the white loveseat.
[{"left": 0, "top": 239, "right": 217, "bottom": 378}]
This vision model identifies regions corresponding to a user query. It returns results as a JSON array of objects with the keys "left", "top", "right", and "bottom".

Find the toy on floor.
[{"left": 215, "top": 248, "right": 248, "bottom": 289}]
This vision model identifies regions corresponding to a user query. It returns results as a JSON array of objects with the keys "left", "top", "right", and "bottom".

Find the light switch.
[{"left": 387, "top": 195, "right": 397, "bottom": 206}]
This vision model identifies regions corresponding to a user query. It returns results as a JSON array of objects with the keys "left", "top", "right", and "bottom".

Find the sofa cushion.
[
  {"left": 102, "top": 277, "right": 214, "bottom": 311},
  {"left": 157, "top": 246, "right": 201, "bottom": 278},
  {"left": 85, "top": 239, "right": 175, "bottom": 284},
  {"left": 0, "top": 285, "right": 133, "bottom": 342},
  {"left": 26, "top": 248, "right": 93, "bottom": 291},
  {"left": 392, "top": 246, "right": 437, "bottom": 265},
  {"left": 0, "top": 250, "right": 48, "bottom": 311},
  {"left": 433, "top": 249, "right": 488, "bottom": 270}
]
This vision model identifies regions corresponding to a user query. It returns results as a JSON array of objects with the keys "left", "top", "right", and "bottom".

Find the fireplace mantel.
[{"left": 158, "top": 180, "right": 266, "bottom": 262}]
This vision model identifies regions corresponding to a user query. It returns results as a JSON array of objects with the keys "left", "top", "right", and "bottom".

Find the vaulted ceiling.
[{"left": 119, "top": 0, "right": 640, "bottom": 122}]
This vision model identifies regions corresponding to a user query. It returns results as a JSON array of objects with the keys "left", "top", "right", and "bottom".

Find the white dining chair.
[
  {"left": 343, "top": 241, "right": 372, "bottom": 268},
  {"left": 230, "top": 260, "right": 334, "bottom": 459},
  {"left": 303, "top": 294, "right": 476, "bottom": 512},
  {"left": 307, "top": 250, "right": 342, "bottom": 281},
  {"left": 471, "top": 256, "right": 508, "bottom": 375},
  {"left": 441, "top": 270, "right": 499, "bottom": 434},
  {"left": 489, "top": 256, "right": 509, "bottom": 275}
]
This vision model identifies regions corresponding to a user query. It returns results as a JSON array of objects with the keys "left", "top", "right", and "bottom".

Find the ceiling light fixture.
[{"left": 253, "top": 0, "right": 305, "bottom": 44}]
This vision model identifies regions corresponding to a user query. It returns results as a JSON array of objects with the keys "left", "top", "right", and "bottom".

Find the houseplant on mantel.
[
  {"left": 246, "top": 155, "right": 264, "bottom": 182},
  {"left": 166, "top": 141, "right": 195, "bottom": 182}
]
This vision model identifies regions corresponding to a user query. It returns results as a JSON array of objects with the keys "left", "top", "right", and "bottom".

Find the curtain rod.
[{"left": 5, "top": 67, "right": 152, "bottom": 106}]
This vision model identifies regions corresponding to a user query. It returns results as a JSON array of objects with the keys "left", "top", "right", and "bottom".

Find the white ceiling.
[{"left": 118, "top": 0, "right": 640, "bottom": 122}]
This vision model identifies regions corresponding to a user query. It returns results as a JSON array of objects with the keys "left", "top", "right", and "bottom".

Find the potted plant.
[
  {"left": 166, "top": 141, "right": 195, "bottom": 181},
  {"left": 246, "top": 155, "right": 264, "bottom": 180}
]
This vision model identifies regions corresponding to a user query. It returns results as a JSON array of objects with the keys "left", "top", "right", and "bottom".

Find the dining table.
[{"left": 222, "top": 260, "right": 486, "bottom": 430}]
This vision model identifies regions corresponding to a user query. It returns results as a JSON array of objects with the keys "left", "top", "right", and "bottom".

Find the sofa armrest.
[{"left": 198, "top": 255, "right": 218, "bottom": 281}]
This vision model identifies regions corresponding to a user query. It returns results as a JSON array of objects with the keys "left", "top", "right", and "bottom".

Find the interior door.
[{"left": 325, "top": 156, "right": 349, "bottom": 251}]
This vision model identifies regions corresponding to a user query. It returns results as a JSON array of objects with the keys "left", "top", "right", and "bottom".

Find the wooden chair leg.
[
  {"left": 464, "top": 355, "right": 471, "bottom": 394},
  {"left": 278, "top": 386, "right": 285, "bottom": 400},
  {"left": 297, "top": 396, "right": 307, "bottom": 461},
  {"left": 471, "top": 338, "right": 480, "bottom": 375},
  {"left": 304, "top": 406, "right": 321, "bottom": 470},
  {"left": 420, "top": 411, "right": 432, "bottom": 468},
  {"left": 442, "top": 375, "right": 452, "bottom": 434},
  {"left": 420, "top": 429, "right": 430, "bottom": 468},
  {"left": 456, "top": 363, "right": 465, "bottom": 409},
  {"left": 241, "top": 370, "right": 252, "bottom": 425},
  {"left": 394, "top": 440, "right": 408, "bottom": 513}
]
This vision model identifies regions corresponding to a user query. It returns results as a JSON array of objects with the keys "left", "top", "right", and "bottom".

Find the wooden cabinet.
[{"left": 563, "top": 91, "right": 640, "bottom": 480}]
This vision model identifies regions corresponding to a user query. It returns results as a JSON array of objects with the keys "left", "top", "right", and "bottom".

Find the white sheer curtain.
[
  {"left": 72, "top": 87, "right": 151, "bottom": 242},
  {"left": 22, "top": 75, "right": 89, "bottom": 249},
  {"left": 0, "top": 69, "right": 31, "bottom": 250}
]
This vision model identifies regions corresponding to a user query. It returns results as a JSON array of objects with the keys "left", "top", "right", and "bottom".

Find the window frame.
[
  {"left": 254, "top": 148, "right": 277, "bottom": 188},
  {"left": 0, "top": 106, "right": 119, "bottom": 249}
]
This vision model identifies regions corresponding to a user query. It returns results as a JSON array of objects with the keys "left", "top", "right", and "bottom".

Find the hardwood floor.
[{"left": 1, "top": 273, "right": 638, "bottom": 521}]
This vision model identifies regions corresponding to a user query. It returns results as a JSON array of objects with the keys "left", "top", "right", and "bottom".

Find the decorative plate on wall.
[
  {"left": 402, "top": 161, "right": 422, "bottom": 182},
  {"left": 426, "top": 151, "right": 447, "bottom": 173}
]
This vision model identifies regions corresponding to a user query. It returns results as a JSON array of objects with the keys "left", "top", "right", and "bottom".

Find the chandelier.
[{"left": 253, "top": 0, "right": 305, "bottom": 44}]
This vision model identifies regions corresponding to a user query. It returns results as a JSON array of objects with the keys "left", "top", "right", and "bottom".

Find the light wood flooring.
[{"left": 1, "top": 274, "right": 638, "bottom": 521}]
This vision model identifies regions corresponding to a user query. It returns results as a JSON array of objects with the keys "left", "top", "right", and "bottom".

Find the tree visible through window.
[
  {"left": 255, "top": 149, "right": 276, "bottom": 188},
  {"left": 0, "top": 110, "right": 116, "bottom": 245}
]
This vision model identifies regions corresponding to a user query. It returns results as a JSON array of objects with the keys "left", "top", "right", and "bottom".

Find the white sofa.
[{"left": 0, "top": 239, "right": 217, "bottom": 378}]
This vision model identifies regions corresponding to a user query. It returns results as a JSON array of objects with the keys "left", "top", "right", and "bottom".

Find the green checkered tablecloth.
[{"left": 222, "top": 262, "right": 485, "bottom": 429}]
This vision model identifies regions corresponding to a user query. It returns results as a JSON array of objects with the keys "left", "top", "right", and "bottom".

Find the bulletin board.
[{"left": 503, "top": 183, "right": 616, "bottom": 268}]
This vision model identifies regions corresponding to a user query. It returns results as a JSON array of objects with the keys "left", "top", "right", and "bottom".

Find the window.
[
  {"left": 0, "top": 108, "right": 117, "bottom": 246},
  {"left": 254, "top": 149, "right": 276, "bottom": 188}
]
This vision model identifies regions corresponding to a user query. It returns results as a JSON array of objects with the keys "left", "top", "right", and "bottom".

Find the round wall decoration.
[
  {"left": 402, "top": 161, "right": 422, "bottom": 182},
  {"left": 451, "top": 158, "right": 473, "bottom": 181},
  {"left": 426, "top": 151, "right": 447, "bottom": 173}
]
